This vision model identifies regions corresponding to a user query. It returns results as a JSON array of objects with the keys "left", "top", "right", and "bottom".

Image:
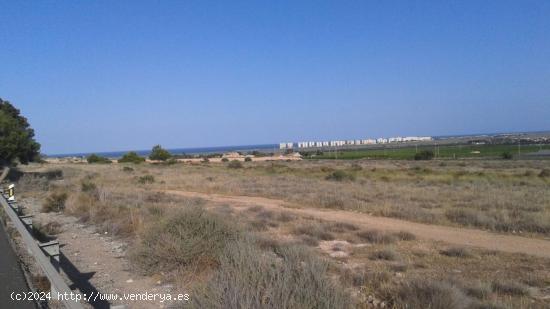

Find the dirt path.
[{"left": 164, "top": 190, "right": 550, "bottom": 259}]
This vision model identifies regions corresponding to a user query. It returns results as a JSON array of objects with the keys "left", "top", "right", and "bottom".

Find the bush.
[
  {"left": 414, "top": 150, "right": 435, "bottom": 160},
  {"left": 131, "top": 206, "right": 236, "bottom": 274},
  {"left": 202, "top": 157, "right": 210, "bottom": 163},
  {"left": 192, "top": 242, "right": 352, "bottom": 308},
  {"left": 227, "top": 160, "right": 243, "bottom": 169},
  {"left": 394, "top": 279, "right": 471, "bottom": 309},
  {"left": 221, "top": 158, "right": 229, "bottom": 162},
  {"left": 244, "top": 157, "right": 252, "bottom": 162},
  {"left": 325, "top": 170, "right": 355, "bottom": 182},
  {"left": 138, "top": 175, "right": 155, "bottom": 184},
  {"left": 149, "top": 145, "right": 171, "bottom": 161},
  {"left": 122, "top": 166, "right": 134, "bottom": 172},
  {"left": 42, "top": 191, "right": 68, "bottom": 213},
  {"left": 81, "top": 180, "right": 97, "bottom": 193},
  {"left": 501, "top": 152, "right": 513, "bottom": 160},
  {"left": 118, "top": 151, "right": 145, "bottom": 164},
  {"left": 86, "top": 154, "right": 111, "bottom": 164}
]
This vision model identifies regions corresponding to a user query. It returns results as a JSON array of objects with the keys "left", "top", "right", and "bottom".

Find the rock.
[{"left": 126, "top": 279, "right": 133, "bottom": 283}]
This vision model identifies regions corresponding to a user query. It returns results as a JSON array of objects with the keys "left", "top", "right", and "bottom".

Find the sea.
[{"left": 47, "top": 144, "right": 280, "bottom": 159}]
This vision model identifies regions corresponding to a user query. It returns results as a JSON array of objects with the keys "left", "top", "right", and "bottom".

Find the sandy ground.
[
  {"left": 163, "top": 190, "right": 550, "bottom": 259},
  {"left": 20, "top": 198, "right": 184, "bottom": 309}
]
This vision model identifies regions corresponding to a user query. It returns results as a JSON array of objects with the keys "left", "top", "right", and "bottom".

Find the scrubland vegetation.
[{"left": 13, "top": 158, "right": 550, "bottom": 308}]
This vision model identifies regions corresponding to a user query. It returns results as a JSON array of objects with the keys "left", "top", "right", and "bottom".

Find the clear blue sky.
[{"left": 1, "top": 1, "right": 549, "bottom": 154}]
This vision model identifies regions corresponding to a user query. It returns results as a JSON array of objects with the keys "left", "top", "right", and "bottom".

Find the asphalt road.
[{"left": 0, "top": 222, "right": 36, "bottom": 309}]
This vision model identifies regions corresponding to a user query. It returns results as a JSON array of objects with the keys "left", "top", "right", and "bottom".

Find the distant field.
[{"left": 309, "top": 143, "right": 550, "bottom": 160}]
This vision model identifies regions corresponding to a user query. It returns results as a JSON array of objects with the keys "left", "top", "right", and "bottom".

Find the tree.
[
  {"left": 149, "top": 145, "right": 171, "bottom": 161},
  {"left": 118, "top": 151, "right": 145, "bottom": 164},
  {"left": 0, "top": 98, "right": 41, "bottom": 167},
  {"left": 87, "top": 154, "right": 112, "bottom": 164}
]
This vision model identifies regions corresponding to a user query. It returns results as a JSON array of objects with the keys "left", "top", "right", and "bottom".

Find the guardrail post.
[
  {"left": 20, "top": 214, "right": 33, "bottom": 230},
  {"left": 39, "top": 240, "right": 61, "bottom": 272},
  {"left": 8, "top": 200, "right": 21, "bottom": 215}
]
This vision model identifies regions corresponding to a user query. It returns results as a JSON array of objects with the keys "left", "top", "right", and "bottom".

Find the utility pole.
[{"left": 517, "top": 139, "right": 521, "bottom": 159}]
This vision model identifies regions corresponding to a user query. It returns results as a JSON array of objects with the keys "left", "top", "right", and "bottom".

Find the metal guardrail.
[{"left": 0, "top": 189, "right": 84, "bottom": 309}]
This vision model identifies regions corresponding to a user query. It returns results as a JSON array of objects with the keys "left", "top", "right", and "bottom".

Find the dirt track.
[{"left": 164, "top": 190, "right": 550, "bottom": 259}]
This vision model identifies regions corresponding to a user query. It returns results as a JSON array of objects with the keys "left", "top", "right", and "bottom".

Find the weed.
[
  {"left": 491, "top": 281, "right": 530, "bottom": 296},
  {"left": 325, "top": 170, "right": 356, "bottom": 182},
  {"left": 356, "top": 230, "right": 397, "bottom": 244},
  {"left": 369, "top": 249, "right": 399, "bottom": 261},
  {"left": 396, "top": 231, "right": 416, "bottom": 241},
  {"left": 440, "top": 247, "right": 474, "bottom": 258},
  {"left": 42, "top": 191, "right": 68, "bottom": 213}
]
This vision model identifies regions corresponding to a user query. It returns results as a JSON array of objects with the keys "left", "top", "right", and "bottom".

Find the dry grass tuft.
[
  {"left": 440, "top": 247, "right": 474, "bottom": 258},
  {"left": 369, "top": 249, "right": 399, "bottom": 261},
  {"left": 396, "top": 231, "right": 416, "bottom": 241},
  {"left": 356, "top": 229, "right": 397, "bottom": 244},
  {"left": 491, "top": 281, "right": 530, "bottom": 296},
  {"left": 292, "top": 223, "right": 335, "bottom": 241},
  {"left": 42, "top": 191, "right": 68, "bottom": 213}
]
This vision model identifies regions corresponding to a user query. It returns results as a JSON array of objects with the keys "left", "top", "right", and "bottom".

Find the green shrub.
[
  {"left": 244, "top": 157, "right": 252, "bottom": 162},
  {"left": 138, "top": 175, "right": 155, "bottom": 184},
  {"left": 501, "top": 152, "right": 513, "bottom": 160},
  {"left": 86, "top": 154, "right": 111, "bottom": 164},
  {"left": 221, "top": 157, "right": 229, "bottom": 162},
  {"left": 122, "top": 166, "right": 134, "bottom": 172},
  {"left": 42, "top": 191, "right": 68, "bottom": 213},
  {"left": 227, "top": 160, "right": 243, "bottom": 169},
  {"left": 118, "top": 151, "right": 145, "bottom": 164},
  {"left": 414, "top": 150, "right": 435, "bottom": 160},
  {"left": 325, "top": 170, "right": 355, "bottom": 182},
  {"left": 149, "top": 145, "right": 171, "bottom": 161}
]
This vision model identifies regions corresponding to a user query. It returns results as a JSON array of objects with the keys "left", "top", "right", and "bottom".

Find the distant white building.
[
  {"left": 377, "top": 138, "right": 388, "bottom": 144},
  {"left": 279, "top": 142, "right": 294, "bottom": 149}
]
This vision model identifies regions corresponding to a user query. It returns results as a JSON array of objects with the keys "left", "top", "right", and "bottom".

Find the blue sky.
[{"left": 1, "top": 1, "right": 549, "bottom": 154}]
